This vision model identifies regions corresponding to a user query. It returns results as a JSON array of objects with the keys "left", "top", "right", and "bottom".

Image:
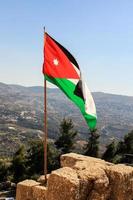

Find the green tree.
[
  {"left": 116, "top": 131, "right": 133, "bottom": 164},
  {"left": 103, "top": 131, "right": 133, "bottom": 164},
  {"left": 84, "top": 129, "right": 99, "bottom": 158},
  {"left": 47, "top": 142, "right": 60, "bottom": 172},
  {"left": 102, "top": 140, "right": 117, "bottom": 162},
  {"left": 11, "top": 145, "right": 27, "bottom": 183},
  {"left": 122, "top": 131, "right": 133, "bottom": 154},
  {"left": 27, "top": 140, "right": 44, "bottom": 176},
  {"left": 27, "top": 139, "right": 59, "bottom": 177},
  {"left": 0, "top": 159, "right": 9, "bottom": 182},
  {"left": 55, "top": 118, "right": 77, "bottom": 154}
]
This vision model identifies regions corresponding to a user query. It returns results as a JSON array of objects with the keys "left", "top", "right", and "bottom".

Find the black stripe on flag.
[{"left": 74, "top": 80, "right": 85, "bottom": 101}]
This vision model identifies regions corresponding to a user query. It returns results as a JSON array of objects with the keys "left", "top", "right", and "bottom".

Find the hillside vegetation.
[{"left": 0, "top": 82, "right": 133, "bottom": 156}]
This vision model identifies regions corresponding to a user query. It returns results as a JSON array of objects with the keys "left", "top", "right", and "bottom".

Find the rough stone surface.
[
  {"left": 33, "top": 185, "right": 47, "bottom": 200},
  {"left": 38, "top": 174, "right": 50, "bottom": 184},
  {"left": 105, "top": 164, "right": 133, "bottom": 200},
  {"left": 16, "top": 153, "right": 133, "bottom": 200},
  {"left": 47, "top": 167, "right": 80, "bottom": 200},
  {"left": 16, "top": 180, "right": 40, "bottom": 200}
]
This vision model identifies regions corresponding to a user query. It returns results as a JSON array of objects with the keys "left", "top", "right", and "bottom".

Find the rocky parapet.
[{"left": 16, "top": 153, "right": 133, "bottom": 200}]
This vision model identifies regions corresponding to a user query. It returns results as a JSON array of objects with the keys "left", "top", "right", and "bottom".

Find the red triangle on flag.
[{"left": 43, "top": 34, "right": 80, "bottom": 79}]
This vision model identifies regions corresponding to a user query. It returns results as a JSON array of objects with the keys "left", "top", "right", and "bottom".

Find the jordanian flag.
[{"left": 43, "top": 33, "right": 97, "bottom": 130}]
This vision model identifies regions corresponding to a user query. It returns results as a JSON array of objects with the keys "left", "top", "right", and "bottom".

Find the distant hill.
[{"left": 0, "top": 82, "right": 133, "bottom": 156}]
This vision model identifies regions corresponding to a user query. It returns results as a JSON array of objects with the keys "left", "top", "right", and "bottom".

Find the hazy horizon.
[{"left": 1, "top": 81, "right": 133, "bottom": 97}]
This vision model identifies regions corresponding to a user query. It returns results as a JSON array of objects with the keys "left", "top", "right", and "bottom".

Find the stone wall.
[{"left": 16, "top": 153, "right": 133, "bottom": 200}]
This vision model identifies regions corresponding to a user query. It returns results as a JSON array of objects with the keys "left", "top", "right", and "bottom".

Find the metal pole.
[
  {"left": 43, "top": 27, "right": 47, "bottom": 182},
  {"left": 44, "top": 78, "right": 47, "bottom": 182}
]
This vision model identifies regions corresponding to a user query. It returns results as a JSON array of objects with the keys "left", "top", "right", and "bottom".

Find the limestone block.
[
  {"left": 37, "top": 174, "right": 50, "bottom": 185},
  {"left": 33, "top": 185, "right": 47, "bottom": 200},
  {"left": 47, "top": 167, "right": 80, "bottom": 200},
  {"left": 16, "top": 180, "right": 40, "bottom": 200},
  {"left": 105, "top": 164, "right": 133, "bottom": 200},
  {"left": 61, "top": 153, "right": 113, "bottom": 169}
]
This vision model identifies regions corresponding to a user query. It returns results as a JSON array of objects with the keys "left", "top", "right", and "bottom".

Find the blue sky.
[{"left": 0, "top": 0, "right": 132, "bottom": 96}]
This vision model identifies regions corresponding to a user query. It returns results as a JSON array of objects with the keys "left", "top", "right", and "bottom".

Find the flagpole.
[{"left": 43, "top": 27, "right": 47, "bottom": 183}]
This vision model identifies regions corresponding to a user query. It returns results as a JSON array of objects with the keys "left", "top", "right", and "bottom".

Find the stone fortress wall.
[{"left": 16, "top": 153, "right": 133, "bottom": 200}]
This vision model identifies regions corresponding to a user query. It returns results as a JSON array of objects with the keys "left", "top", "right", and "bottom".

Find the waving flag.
[{"left": 43, "top": 33, "right": 97, "bottom": 130}]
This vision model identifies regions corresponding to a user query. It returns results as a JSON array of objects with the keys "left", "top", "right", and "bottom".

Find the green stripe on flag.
[{"left": 45, "top": 75, "right": 97, "bottom": 130}]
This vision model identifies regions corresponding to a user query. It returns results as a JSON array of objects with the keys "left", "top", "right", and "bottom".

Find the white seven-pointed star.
[{"left": 53, "top": 58, "right": 59, "bottom": 66}]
